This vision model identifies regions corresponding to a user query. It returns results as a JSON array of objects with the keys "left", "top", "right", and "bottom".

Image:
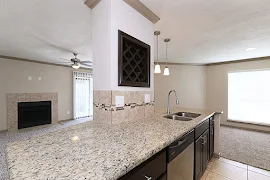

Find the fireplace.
[{"left": 18, "top": 101, "right": 52, "bottom": 129}]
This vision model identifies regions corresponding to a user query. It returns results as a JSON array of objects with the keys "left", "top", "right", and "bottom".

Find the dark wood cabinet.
[
  {"left": 195, "top": 137, "right": 203, "bottom": 180},
  {"left": 209, "top": 118, "right": 214, "bottom": 159},
  {"left": 194, "top": 120, "right": 210, "bottom": 180},
  {"left": 119, "top": 151, "right": 166, "bottom": 180},
  {"left": 202, "top": 129, "right": 209, "bottom": 172},
  {"left": 195, "top": 119, "right": 209, "bottom": 140},
  {"left": 157, "top": 173, "right": 167, "bottom": 180}
]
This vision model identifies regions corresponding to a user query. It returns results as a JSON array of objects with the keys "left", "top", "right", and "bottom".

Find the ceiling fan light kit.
[{"left": 72, "top": 62, "right": 80, "bottom": 69}]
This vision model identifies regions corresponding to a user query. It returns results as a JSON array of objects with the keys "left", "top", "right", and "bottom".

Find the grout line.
[
  {"left": 209, "top": 158, "right": 248, "bottom": 180},
  {"left": 247, "top": 166, "right": 249, "bottom": 180},
  {"left": 247, "top": 165, "right": 270, "bottom": 177},
  {"left": 216, "top": 158, "right": 248, "bottom": 170}
]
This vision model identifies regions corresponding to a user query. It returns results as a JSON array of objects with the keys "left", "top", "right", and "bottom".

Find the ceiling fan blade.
[
  {"left": 80, "top": 61, "right": 92, "bottom": 63},
  {"left": 81, "top": 64, "right": 92, "bottom": 67},
  {"left": 59, "top": 58, "right": 71, "bottom": 62},
  {"left": 57, "top": 62, "right": 71, "bottom": 64},
  {"left": 80, "top": 62, "right": 92, "bottom": 66}
]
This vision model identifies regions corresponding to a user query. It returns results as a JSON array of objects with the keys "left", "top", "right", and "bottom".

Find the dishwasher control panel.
[{"left": 167, "top": 129, "right": 195, "bottom": 163}]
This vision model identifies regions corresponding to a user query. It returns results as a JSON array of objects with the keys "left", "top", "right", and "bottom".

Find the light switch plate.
[
  {"left": 115, "top": 96, "right": 124, "bottom": 107},
  {"left": 145, "top": 94, "right": 151, "bottom": 103}
]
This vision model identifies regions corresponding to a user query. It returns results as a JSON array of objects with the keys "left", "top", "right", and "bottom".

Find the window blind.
[{"left": 228, "top": 70, "right": 270, "bottom": 126}]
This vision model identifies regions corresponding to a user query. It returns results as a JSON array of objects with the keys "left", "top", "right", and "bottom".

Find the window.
[
  {"left": 73, "top": 72, "right": 93, "bottom": 119},
  {"left": 228, "top": 70, "right": 270, "bottom": 126}
]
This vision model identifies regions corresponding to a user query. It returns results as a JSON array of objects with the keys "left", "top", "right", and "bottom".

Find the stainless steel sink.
[
  {"left": 174, "top": 112, "right": 201, "bottom": 118},
  {"left": 163, "top": 111, "right": 201, "bottom": 121},
  {"left": 163, "top": 115, "right": 193, "bottom": 121}
]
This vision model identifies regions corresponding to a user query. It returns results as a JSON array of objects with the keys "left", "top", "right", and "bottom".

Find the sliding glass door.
[{"left": 73, "top": 71, "right": 93, "bottom": 119}]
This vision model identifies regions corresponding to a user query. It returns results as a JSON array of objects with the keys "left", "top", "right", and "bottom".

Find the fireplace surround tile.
[
  {"left": 7, "top": 93, "right": 58, "bottom": 131},
  {"left": 30, "top": 93, "right": 42, "bottom": 102}
]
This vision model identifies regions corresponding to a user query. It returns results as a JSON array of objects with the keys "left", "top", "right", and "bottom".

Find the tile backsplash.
[{"left": 93, "top": 90, "right": 154, "bottom": 124}]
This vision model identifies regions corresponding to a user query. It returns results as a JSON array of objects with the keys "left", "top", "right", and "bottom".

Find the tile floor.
[{"left": 201, "top": 156, "right": 270, "bottom": 180}]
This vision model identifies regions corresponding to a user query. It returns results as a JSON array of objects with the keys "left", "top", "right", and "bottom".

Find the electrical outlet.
[
  {"left": 145, "top": 94, "right": 151, "bottom": 103},
  {"left": 28, "top": 76, "right": 32, "bottom": 81},
  {"left": 67, "top": 111, "right": 70, "bottom": 115},
  {"left": 38, "top": 77, "right": 42, "bottom": 81},
  {"left": 115, "top": 96, "right": 124, "bottom": 107}
]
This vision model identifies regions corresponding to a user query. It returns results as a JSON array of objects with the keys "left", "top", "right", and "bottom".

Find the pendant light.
[
  {"left": 163, "top": 38, "right": 170, "bottom": 76},
  {"left": 154, "top": 31, "right": 161, "bottom": 73}
]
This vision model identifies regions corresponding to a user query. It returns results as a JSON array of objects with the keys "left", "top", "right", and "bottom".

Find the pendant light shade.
[
  {"left": 163, "top": 66, "right": 170, "bottom": 76},
  {"left": 154, "top": 64, "right": 161, "bottom": 73},
  {"left": 154, "top": 31, "right": 161, "bottom": 73},
  {"left": 163, "top": 38, "right": 170, "bottom": 76}
]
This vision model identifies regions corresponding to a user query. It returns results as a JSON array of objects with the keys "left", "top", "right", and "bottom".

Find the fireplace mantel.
[{"left": 6, "top": 93, "right": 58, "bottom": 130}]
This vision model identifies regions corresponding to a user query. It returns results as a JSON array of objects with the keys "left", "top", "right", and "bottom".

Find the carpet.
[{"left": 220, "top": 125, "right": 270, "bottom": 171}]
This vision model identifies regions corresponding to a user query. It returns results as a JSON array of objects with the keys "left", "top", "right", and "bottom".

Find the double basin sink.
[{"left": 164, "top": 112, "right": 201, "bottom": 121}]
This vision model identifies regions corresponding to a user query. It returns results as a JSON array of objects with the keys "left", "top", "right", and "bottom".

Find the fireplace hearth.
[{"left": 18, "top": 101, "right": 52, "bottom": 129}]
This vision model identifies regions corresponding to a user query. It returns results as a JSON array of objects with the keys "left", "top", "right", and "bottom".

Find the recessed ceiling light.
[{"left": 245, "top": 48, "right": 256, "bottom": 51}]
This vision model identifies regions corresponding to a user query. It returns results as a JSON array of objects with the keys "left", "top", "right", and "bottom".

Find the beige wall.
[
  {"left": 154, "top": 65, "right": 207, "bottom": 109},
  {"left": 206, "top": 59, "right": 270, "bottom": 132},
  {"left": 0, "top": 58, "right": 90, "bottom": 131}
]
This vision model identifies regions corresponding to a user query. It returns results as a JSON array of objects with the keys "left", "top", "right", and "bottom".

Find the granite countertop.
[{"left": 6, "top": 107, "right": 215, "bottom": 180}]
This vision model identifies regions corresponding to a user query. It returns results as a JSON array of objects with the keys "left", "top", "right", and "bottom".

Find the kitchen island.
[{"left": 6, "top": 108, "right": 216, "bottom": 180}]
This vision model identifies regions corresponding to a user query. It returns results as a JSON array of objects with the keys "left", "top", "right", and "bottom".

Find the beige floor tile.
[
  {"left": 206, "top": 157, "right": 217, "bottom": 171},
  {"left": 218, "top": 157, "right": 248, "bottom": 169},
  {"left": 211, "top": 160, "right": 248, "bottom": 180},
  {"left": 201, "top": 170, "right": 209, "bottom": 180},
  {"left": 209, "top": 157, "right": 217, "bottom": 166},
  {"left": 248, "top": 166, "right": 270, "bottom": 177},
  {"left": 206, "top": 172, "right": 232, "bottom": 180},
  {"left": 248, "top": 171, "right": 270, "bottom": 180},
  {"left": 206, "top": 163, "right": 212, "bottom": 171}
]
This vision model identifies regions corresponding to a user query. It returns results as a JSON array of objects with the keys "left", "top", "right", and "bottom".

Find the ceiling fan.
[{"left": 59, "top": 53, "right": 92, "bottom": 69}]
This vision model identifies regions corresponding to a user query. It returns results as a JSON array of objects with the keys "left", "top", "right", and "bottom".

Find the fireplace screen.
[{"left": 18, "top": 101, "right": 52, "bottom": 129}]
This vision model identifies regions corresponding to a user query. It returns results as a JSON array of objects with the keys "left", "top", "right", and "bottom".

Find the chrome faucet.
[{"left": 167, "top": 90, "right": 179, "bottom": 115}]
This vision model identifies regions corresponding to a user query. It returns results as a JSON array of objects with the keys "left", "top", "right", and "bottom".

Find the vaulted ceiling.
[
  {"left": 0, "top": 0, "right": 92, "bottom": 66},
  {"left": 1, "top": 0, "right": 270, "bottom": 65},
  {"left": 141, "top": 0, "right": 270, "bottom": 64}
]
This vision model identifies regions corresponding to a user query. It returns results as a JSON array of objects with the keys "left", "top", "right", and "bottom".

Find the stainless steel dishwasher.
[{"left": 167, "top": 130, "right": 194, "bottom": 180}]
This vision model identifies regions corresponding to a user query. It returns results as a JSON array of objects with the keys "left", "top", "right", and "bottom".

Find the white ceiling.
[
  {"left": 2, "top": 0, "right": 270, "bottom": 65},
  {"left": 0, "top": 0, "right": 92, "bottom": 67},
  {"left": 141, "top": 0, "right": 270, "bottom": 64}
]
